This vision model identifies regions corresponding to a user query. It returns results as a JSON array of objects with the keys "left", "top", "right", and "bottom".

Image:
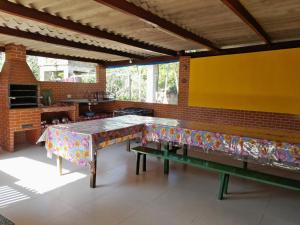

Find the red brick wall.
[
  {"left": 0, "top": 45, "right": 106, "bottom": 151},
  {"left": 1, "top": 44, "right": 300, "bottom": 151},
  {"left": 103, "top": 56, "right": 300, "bottom": 131},
  {"left": 40, "top": 65, "right": 106, "bottom": 102}
]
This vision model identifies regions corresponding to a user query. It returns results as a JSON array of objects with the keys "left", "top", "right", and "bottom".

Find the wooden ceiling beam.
[
  {"left": 94, "top": 0, "right": 219, "bottom": 51},
  {"left": 221, "top": 0, "right": 271, "bottom": 44},
  {"left": 0, "top": 45, "right": 107, "bottom": 65},
  {"left": 14, "top": 40, "right": 300, "bottom": 68},
  {"left": 0, "top": 0, "right": 177, "bottom": 56},
  {"left": 188, "top": 40, "right": 300, "bottom": 58},
  {"left": 0, "top": 26, "right": 144, "bottom": 59},
  {"left": 105, "top": 56, "right": 178, "bottom": 67},
  {"left": 26, "top": 50, "right": 107, "bottom": 65}
]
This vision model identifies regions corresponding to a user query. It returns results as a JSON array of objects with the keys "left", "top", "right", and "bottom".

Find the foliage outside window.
[
  {"left": 0, "top": 52, "right": 4, "bottom": 70},
  {"left": 106, "top": 62, "right": 179, "bottom": 104},
  {"left": 26, "top": 56, "right": 97, "bottom": 83}
]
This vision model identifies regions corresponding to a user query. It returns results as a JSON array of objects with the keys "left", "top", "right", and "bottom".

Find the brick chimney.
[
  {"left": 0, "top": 44, "right": 40, "bottom": 151},
  {"left": 1, "top": 44, "right": 38, "bottom": 84}
]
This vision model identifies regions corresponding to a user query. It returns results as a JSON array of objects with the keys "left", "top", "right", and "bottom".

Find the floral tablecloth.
[
  {"left": 38, "top": 115, "right": 300, "bottom": 170},
  {"left": 143, "top": 124, "right": 300, "bottom": 170},
  {"left": 38, "top": 117, "right": 145, "bottom": 166}
]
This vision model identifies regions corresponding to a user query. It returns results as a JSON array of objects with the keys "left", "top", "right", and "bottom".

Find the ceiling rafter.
[
  {"left": 0, "top": 46, "right": 107, "bottom": 64},
  {"left": 105, "top": 56, "right": 178, "bottom": 67},
  {"left": 26, "top": 50, "right": 107, "bottom": 65},
  {"left": 94, "top": 0, "right": 219, "bottom": 51},
  {"left": 221, "top": 0, "right": 271, "bottom": 44},
  {"left": 0, "top": 26, "right": 145, "bottom": 59},
  {"left": 188, "top": 40, "right": 300, "bottom": 58},
  {"left": 0, "top": 0, "right": 177, "bottom": 56}
]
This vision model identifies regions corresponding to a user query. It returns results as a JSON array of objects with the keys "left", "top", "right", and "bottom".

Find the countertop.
[{"left": 61, "top": 98, "right": 115, "bottom": 104}]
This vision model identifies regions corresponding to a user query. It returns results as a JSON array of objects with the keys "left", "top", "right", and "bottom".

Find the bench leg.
[
  {"left": 243, "top": 161, "right": 248, "bottom": 169},
  {"left": 143, "top": 154, "right": 146, "bottom": 172},
  {"left": 218, "top": 173, "right": 226, "bottom": 200},
  {"left": 136, "top": 152, "right": 141, "bottom": 175},
  {"left": 164, "top": 159, "right": 169, "bottom": 174},
  {"left": 170, "top": 142, "right": 178, "bottom": 153},
  {"left": 224, "top": 174, "right": 230, "bottom": 194}
]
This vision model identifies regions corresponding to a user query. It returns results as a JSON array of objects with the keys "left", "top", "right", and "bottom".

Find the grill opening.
[{"left": 9, "top": 84, "right": 38, "bottom": 109}]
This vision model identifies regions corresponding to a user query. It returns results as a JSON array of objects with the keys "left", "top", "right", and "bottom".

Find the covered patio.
[{"left": 0, "top": 0, "right": 299, "bottom": 225}]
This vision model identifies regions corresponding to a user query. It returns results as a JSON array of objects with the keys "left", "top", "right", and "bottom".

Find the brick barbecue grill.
[{"left": 0, "top": 44, "right": 41, "bottom": 151}]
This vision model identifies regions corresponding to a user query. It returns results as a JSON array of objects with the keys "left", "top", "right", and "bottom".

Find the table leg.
[
  {"left": 157, "top": 142, "right": 162, "bottom": 150},
  {"left": 136, "top": 152, "right": 141, "bottom": 175},
  {"left": 127, "top": 140, "right": 131, "bottom": 152},
  {"left": 243, "top": 161, "right": 248, "bottom": 169},
  {"left": 143, "top": 154, "right": 147, "bottom": 172},
  {"left": 90, "top": 152, "right": 97, "bottom": 188},
  {"left": 57, "top": 156, "right": 62, "bottom": 176},
  {"left": 183, "top": 144, "right": 188, "bottom": 170},
  {"left": 164, "top": 142, "right": 169, "bottom": 175},
  {"left": 183, "top": 144, "right": 188, "bottom": 157}
]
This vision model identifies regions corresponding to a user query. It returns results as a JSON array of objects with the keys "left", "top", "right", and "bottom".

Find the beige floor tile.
[
  {"left": 43, "top": 209, "right": 91, "bottom": 225},
  {"left": 1, "top": 193, "right": 72, "bottom": 225},
  {"left": 260, "top": 215, "right": 299, "bottom": 225},
  {"left": 0, "top": 143, "right": 299, "bottom": 225},
  {"left": 119, "top": 204, "right": 195, "bottom": 225},
  {"left": 263, "top": 190, "right": 300, "bottom": 225},
  {"left": 189, "top": 204, "right": 262, "bottom": 225}
]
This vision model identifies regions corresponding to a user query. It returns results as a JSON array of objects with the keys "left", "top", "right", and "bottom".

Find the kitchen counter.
[
  {"left": 40, "top": 105, "right": 76, "bottom": 113},
  {"left": 61, "top": 98, "right": 115, "bottom": 104}
]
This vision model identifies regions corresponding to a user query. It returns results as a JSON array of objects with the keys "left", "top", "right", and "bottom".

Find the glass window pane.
[
  {"left": 26, "top": 55, "right": 97, "bottom": 83},
  {"left": 0, "top": 52, "right": 5, "bottom": 71},
  {"left": 106, "top": 62, "right": 179, "bottom": 105}
]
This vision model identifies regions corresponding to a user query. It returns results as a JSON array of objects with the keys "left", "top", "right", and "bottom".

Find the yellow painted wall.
[{"left": 189, "top": 48, "right": 300, "bottom": 114}]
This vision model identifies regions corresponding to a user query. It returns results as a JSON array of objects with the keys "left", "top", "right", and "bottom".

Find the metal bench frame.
[{"left": 131, "top": 143, "right": 300, "bottom": 200}]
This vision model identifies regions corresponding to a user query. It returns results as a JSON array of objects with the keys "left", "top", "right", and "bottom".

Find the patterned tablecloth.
[
  {"left": 38, "top": 115, "right": 300, "bottom": 169},
  {"left": 38, "top": 117, "right": 145, "bottom": 166}
]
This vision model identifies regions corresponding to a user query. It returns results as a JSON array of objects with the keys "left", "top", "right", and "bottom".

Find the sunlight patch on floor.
[
  {"left": 0, "top": 185, "right": 30, "bottom": 208},
  {"left": 0, "top": 157, "right": 86, "bottom": 194}
]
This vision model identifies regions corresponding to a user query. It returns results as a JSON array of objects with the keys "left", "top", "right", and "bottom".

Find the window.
[
  {"left": 0, "top": 52, "right": 5, "bottom": 70},
  {"left": 26, "top": 56, "right": 97, "bottom": 83},
  {"left": 106, "top": 62, "right": 179, "bottom": 104}
]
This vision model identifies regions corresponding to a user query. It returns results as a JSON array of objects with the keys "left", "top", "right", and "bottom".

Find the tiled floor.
[{"left": 0, "top": 143, "right": 299, "bottom": 225}]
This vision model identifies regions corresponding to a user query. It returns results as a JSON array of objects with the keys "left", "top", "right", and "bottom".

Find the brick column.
[
  {"left": 96, "top": 64, "right": 106, "bottom": 91},
  {"left": 178, "top": 56, "right": 190, "bottom": 107}
]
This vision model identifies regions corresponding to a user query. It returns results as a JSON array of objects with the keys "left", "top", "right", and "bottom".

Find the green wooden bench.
[
  {"left": 131, "top": 144, "right": 300, "bottom": 200},
  {"left": 132, "top": 142, "right": 184, "bottom": 175}
]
